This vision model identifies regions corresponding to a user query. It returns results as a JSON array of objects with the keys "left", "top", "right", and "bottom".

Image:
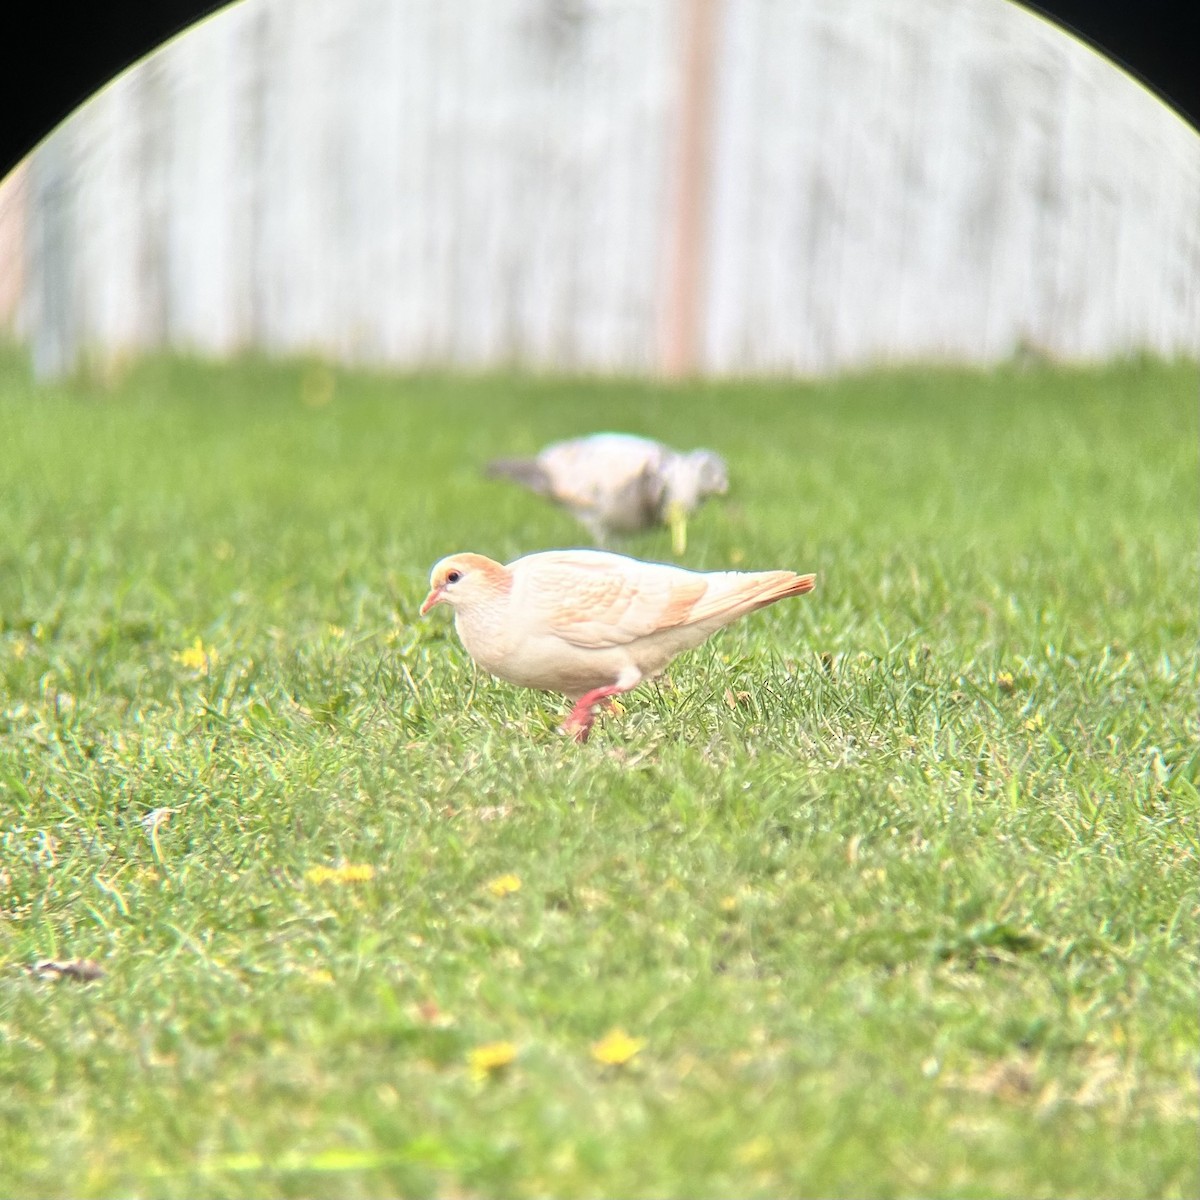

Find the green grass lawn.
[{"left": 0, "top": 348, "right": 1196, "bottom": 1198}]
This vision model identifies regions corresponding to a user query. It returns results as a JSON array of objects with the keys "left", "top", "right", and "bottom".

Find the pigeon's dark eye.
[{"left": 446, "top": 570, "right": 462, "bottom": 584}]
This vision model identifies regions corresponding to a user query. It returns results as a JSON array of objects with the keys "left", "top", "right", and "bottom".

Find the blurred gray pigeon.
[{"left": 485, "top": 433, "right": 728, "bottom": 553}]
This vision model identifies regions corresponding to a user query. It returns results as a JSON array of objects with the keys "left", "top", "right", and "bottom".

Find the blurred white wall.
[{"left": 4, "top": 0, "right": 1198, "bottom": 378}]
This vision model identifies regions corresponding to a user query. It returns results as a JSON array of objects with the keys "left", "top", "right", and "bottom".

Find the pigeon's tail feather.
[
  {"left": 667, "top": 569, "right": 816, "bottom": 633},
  {"left": 752, "top": 572, "right": 817, "bottom": 608},
  {"left": 485, "top": 457, "right": 554, "bottom": 496}
]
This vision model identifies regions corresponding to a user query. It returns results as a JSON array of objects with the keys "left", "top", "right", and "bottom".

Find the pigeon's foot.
[
  {"left": 560, "top": 681, "right": 634, "bottom": 744},
  {"left": 560, "top": 706, "right": 596, "bottom": 744}
]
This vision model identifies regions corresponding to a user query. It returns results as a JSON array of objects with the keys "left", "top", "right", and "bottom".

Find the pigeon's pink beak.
[{"left": 419, "top": 586, "right": 444, "bottom": 616}]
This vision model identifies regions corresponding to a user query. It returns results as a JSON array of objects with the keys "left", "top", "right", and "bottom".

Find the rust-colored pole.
[{"left": 660, "top": 0, "right": 720, "bottom": 379}]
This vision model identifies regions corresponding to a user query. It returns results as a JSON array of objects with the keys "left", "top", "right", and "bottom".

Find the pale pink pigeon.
[{"left": 419, "top": 548, "right": 815, "bottom": 742}]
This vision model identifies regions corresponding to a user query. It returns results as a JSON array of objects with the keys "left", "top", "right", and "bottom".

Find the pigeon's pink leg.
[
  {"left": 561, "top": 685, "right": 625, "bottom": 743},
  {"left": 560, "top": 669, "right": 642, "bottom": 744}
]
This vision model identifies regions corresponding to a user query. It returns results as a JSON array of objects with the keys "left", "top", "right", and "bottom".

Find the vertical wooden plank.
[{"left": 26, "top": 127, "right": 78, "bottom": 379}]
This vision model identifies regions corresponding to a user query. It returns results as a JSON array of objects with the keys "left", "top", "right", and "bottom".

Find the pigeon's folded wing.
[
  {"left": 523, "top": 558, "right": 815, "bottom": 650},
  {"left": 518, "top": 556, "right": 706, "bottom": 650},
  {"left": 537, "top": 439, "right": 658, "bottom": 509}
]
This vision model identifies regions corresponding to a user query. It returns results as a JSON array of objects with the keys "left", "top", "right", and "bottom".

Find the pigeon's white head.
[
  {"left": 419, "top": 553, "right": 511, "bottom": 615},
  {"left": 655, "top": 450, "right": 729, "bottom": 553},
  {"left": 661, "top": 450, "right": 729, "bottom": 511}
]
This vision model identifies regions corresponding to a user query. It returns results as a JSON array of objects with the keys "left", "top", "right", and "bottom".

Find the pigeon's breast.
[
  {"left": 482, "top": 633, "right": 631, "bottom": 699},
  {"left": 451, "top": 605, "right": 614, "bottom": 697}
]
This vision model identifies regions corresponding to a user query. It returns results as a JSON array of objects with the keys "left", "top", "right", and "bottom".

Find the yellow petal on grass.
[
  {"left": 469, "top": 1040, "right": 517, "bottom": 1080},
  {"left": 1024, "top": 713, "right": 1044, "bottom": 731},
  {"left": 996, "top": 671, "right": 1015, "bottom": 692},
  {"left": 486, "top": 873, "right": 522, "bottom": 898},
  {"left": 591, "top": 1028, "right": 645, "bottom": 1066},
  {"left": 174, "top": 637, "right": 218, "bottom": 675},
  {"left": 735, "top": 1135, "right": 773, "bottom": 1166},
  {"left": 305, "top": 863, "right": 375, "bottom": 886}
]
